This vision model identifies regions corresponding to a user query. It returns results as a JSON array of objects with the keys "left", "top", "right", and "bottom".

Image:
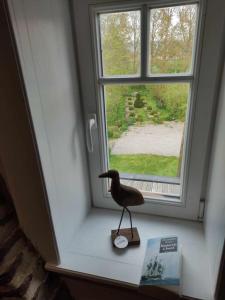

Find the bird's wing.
[
  {"left": 120, "top": 184, "right": 144, "bottom": 206},
  {"left": 120, "top": 184, "right": 138, "bottom": 194}
]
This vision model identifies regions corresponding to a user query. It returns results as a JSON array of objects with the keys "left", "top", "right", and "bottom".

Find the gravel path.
[{"left": 110, "top": 122, "right": 184, "bottom": 157}]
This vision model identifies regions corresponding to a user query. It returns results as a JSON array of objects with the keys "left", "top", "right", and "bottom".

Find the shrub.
[
  {"left": 152, "top": 114, "right": 163, "bottom": 124},
  {"left": 167, "top": 102, "right": 186, "bottom": 121},
  {"left": 107, "top": 126, "right": 121, "bottom": 139},
  {"left": 156, "top": 97, "right": 166, "bottom": 109},
  {"left": 129, "top": 112, "right": 135, "bottom": 117},
  {"left": 136, "top": 114, "right": 144, "bottom": 122},
  {"left": 128, "top": 101, "right": 133, "bottom": 105},
  {"left": 112, "top": 131, "right": 122, "bottom": 138},
  {"left": 147, "top": 105, "right": 153, "bottom": 111},
  {"left": 115, "top": 120, "right": 122, "bottom": 128},
  {"left": 128, "top": 117, "right": 136, "bottom": 126},
  {"left": 129, "top": 106, "right": 134, "bottom": 111},
  {"left": 134, "top": 93, "right": 145, "bottom": 108},
  {"left": 150, "top": 84, "right": 187, "bottom": 121},
  {"left": 151, "top": 110, "right": 158, "bottom": 115}
]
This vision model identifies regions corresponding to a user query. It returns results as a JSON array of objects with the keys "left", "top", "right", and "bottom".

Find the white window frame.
[{"left": 73, "top": 0, "right": 225, "bottom": 220}]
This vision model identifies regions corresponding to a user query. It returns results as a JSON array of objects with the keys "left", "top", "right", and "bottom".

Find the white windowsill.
[{"left": 46, "top": 208, "right": 212, "bottom": 300}]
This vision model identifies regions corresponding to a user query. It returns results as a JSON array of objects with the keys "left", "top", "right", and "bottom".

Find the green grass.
[{"left": 109, "top": 154, "right": 179, "bottom": 177}]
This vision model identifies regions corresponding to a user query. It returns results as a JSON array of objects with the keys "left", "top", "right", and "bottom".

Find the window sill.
[{"left": 46, "top": 208, "right": 212, "bottom": 300}]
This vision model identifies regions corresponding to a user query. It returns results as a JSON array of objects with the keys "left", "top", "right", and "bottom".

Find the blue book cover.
[{"left": 140, "top": 236, "right": 181, "bottom": 288}]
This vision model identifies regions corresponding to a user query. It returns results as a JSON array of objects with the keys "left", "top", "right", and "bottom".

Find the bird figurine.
[{"left": 99, "top": 170, "right": 144, "bottom": 239}]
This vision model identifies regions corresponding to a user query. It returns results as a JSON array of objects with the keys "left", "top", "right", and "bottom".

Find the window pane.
[
  {"left": 149, "top": 5, "right": 197, "bottom": 74},
  {"left": 104, "top": 83, "right": 190, "bottom": 180},
  {"left": 120, "top": 178, "right": 180, "bottom": 198},
  {"left": 99, "top": 11, "right": 141, "bottom": 76}
]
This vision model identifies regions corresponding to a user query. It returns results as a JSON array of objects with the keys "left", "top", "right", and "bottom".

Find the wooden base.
[{"left": 111, "top": 227, "right": 140, "bottom": 247}]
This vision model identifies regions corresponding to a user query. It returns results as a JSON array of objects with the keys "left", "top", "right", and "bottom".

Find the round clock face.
[{"left": 114, "top": 235, "right": 128, "bottom": 249}]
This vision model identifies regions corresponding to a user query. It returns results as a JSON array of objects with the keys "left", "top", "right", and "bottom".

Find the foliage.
[
  {"left": 105, "top": 83, "right": 188, "bottom": 139},
  {"left": 109, "top": 154, "right": 179, "bottom": 177},
  {"left": 100, "top": 11, "right": 140, "bottom": 75},
  {"left": 101, "top": 6, "right": 195, "bottom": 137},
  {"left": 151, "top": 84, "right": 188, "bottom": 121},
  {"left": 136, "top": 114, "right": 144, "bottom": 122},
  {"left": 150, "top": 6, "right": 197, "bottom": 74},
  {"left": 108, "top": 126, "right": 121, "bottom": 139},
  {"left": 106, "top": 85, "right": 129, "bottom": 139},
  {"left": 101, "top": 6, "right": 196, "bottom": 75},
  {"left": 134, "top": 93, "right": 145, "bottom": 108}
]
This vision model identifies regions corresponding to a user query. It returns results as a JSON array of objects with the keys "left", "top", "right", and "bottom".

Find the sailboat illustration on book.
[
  {"left": 141, "top": 255, "right": 165, "bottom": 281},
  {"left": 140, "top": 236, "right": 181, "bottom": 291}
]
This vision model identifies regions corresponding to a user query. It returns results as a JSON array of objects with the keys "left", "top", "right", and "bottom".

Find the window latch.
[{"left": 86, "top": 114, "right": 97, "bottom": 153}]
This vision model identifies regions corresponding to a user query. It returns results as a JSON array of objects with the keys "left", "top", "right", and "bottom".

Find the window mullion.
[{"left": 141, "top": 4, "right": 148, "bottom": 77}]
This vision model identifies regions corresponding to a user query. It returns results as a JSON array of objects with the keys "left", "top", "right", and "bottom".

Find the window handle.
[{"left": 86, "top": 114, "right": 97, "bottom": 152}]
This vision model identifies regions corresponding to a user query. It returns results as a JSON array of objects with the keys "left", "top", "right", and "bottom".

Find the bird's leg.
[
  {"left": 125, "top": 207, "right": 133, "bottom": 239},
  {"left": 117, "top": 207, "right": 125, "bottom": 236}
]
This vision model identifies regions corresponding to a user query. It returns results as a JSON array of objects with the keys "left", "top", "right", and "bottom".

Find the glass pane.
[
  {"left": 149, "top": 5, "right": 197, "bottom": 74},
  {"left": 104, "top": 83, "right": 190, "bottom": 180},
  {"left": 120, "top": 178, "right": 180, "bottom": 198},
  {"left": 99, "top": 11, "right": 141, "bottom": 76}
]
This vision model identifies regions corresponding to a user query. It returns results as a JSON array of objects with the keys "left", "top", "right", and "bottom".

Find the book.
[{"left": 140, "top": 236, "right": 182, "bottom": 294}]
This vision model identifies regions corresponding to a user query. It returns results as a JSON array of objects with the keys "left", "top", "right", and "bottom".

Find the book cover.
[{"left": 140, "top": 236, "right": 181, "bottom": 289}]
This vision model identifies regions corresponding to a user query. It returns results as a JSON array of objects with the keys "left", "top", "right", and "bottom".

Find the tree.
[
  {"left": 100, "top": 11, "right": 140, "bottom": 75},
  {"left": 150, "top": 5, "right": 197, "bottom": 74}
]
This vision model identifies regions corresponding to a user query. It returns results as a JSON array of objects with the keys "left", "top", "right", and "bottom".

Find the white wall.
[
  {"left": 8, "top": 0, "right": 91, "bottom": 256},
  {"left": 205, "top": 61, "right": 225, "bottom": 295},
  {"left": 1, "top": 1, "right": 58, "bottom": 263}
]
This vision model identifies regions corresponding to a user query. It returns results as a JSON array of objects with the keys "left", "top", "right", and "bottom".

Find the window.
[
  {"left": 75, "top": 0, "right": 221, "bottom": 220},
  {"left": 95, "top": 4, "right": 198, "bottom": 200}
]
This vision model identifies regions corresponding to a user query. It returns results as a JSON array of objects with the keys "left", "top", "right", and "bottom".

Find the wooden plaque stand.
[{"left": 111, "top": 227, "right": 140, "bottom": 247}]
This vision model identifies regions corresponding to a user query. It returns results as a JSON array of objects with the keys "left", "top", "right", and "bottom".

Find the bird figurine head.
[{"left": 99, "top": 169, "right": 119, "bottom": 179}]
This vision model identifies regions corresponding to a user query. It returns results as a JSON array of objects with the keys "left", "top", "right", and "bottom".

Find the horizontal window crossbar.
[
  {"left": 98, "top": 75, "right": 193, "bottom": 85},
  {"left": 120, "top": 173, "right": 180, "bottom": 185}
]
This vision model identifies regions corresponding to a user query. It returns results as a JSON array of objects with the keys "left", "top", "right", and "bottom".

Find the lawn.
[{"left": 109, "top": 154, "right": 179, "bottom": 177}]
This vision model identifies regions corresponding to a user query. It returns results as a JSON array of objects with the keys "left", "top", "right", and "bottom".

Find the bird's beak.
[{"left": 99, "top": 172, "right": 109, "bottom": 178}]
